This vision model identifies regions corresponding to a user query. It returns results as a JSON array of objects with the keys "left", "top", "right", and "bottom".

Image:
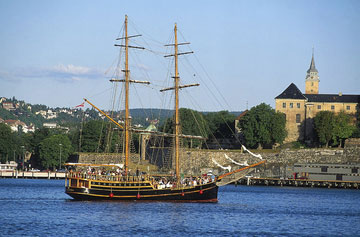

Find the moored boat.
[{"left": 65, "top": 15, "right": 265, "bottom": 202}]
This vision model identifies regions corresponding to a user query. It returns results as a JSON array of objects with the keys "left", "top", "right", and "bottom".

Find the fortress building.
[{"left": 275, "top": 53, "right": 359, "bottom": 143}]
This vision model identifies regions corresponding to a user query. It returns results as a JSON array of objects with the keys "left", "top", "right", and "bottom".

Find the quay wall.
[
  {"left": 71, "top": 139, "right": 360, "bottom": 177},
  {"left": 182, "top": 138, "right": 360, "bottom": 176}
]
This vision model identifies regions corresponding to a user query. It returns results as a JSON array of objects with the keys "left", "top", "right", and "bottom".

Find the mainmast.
[
  {"left": 162, "top": 24, "right": 197, "bottom": 183},
  {"left": 111, "top": 15, "right": 147, "bottom": 175},
  {"left": 124, "top": 15, "right": 130, "bottom": 175},
  {"left": 174, "top": 24, "right": 180, "bottom": 182}
]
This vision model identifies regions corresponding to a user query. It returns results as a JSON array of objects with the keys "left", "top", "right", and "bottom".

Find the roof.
[
  {"left": 305, "top": 94, "right": 360, "bottom": 103},
  {"left": 145, "top": 123, "right": 157, "bottom": 132},
  {"left": 307, "top": 54, "right": 318, "bottom": 73},
  {"left": 235, "top": 110, "right": 248, "bottom": 120},
  {"left": 275, "top": 83, "right": 307, "bottom": 100}
]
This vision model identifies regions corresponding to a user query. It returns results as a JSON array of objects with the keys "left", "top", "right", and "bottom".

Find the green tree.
[
  {"left": 80, "top": 120, "right": 107, "bottom": 152},
  {"left": 29, "top": 127, "right": 52, "bottom": 168},
  {"left": 239, "top": 103, "right": 286, "bottom": 149},
  {"left": 39, "top": 134, "right": 72, "bottom": 170},
  {"left": 162, "top": 108, "right": 209, "bottom": 147},
  {"left": 204, "top": 111, "right": 236, "bottom": 139},
  {"left": 351, "top": 111, "right": 360, "bottom": 138},
  {"left": 332, "top": 111, "right": 355, "bottom": 147},
  {"left": 313, "top": 111, "right": 335, "bottom": 147},
  {"left": 271, "top": 112, "right": 287, "bottom": 144},
  {"left": 0, "top": 123, "right": 21, "bottom": 163}
]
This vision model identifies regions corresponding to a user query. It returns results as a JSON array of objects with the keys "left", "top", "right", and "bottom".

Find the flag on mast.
[{"left": 74, "top": 102, "right": 85, "bottom": 108}]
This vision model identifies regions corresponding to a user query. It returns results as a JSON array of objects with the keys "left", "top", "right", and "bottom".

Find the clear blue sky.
[{"left": 0, "top": 0, "right": 359, "bottom": 112}]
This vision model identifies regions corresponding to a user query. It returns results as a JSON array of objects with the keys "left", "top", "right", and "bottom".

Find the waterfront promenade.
[{"left": 0, "top": 170, "right": 65, "bottom": 179}]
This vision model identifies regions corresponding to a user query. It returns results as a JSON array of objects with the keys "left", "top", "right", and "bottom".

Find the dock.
[
  {"left": 237, "top": 177, "right": 360, "bottom": 189},
  {"left": 0, "top": 171, "right": 65, "bottom": 179}
]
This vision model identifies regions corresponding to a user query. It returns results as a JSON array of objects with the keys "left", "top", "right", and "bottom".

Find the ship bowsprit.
[{"left": 216, "top": 168, "right": 255, "bottom": 186}]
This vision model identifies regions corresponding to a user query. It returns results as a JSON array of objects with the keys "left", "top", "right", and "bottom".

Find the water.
[{"left": 0, "top": 179, "right": 359, "bottom": 237}]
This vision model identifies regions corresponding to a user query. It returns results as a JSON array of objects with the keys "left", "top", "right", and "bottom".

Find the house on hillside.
[
  {"left": 46, "top": 110, "right": 57, "bottom": 119},
  {"left": 23, "top": 124, "right": 35, "bottom": 133},
  {"left": 35, "top": 110, "right": 47, "bottom": 118},
  {"left": 2, "top": 102, "right": 15, "bottom": 111},
  {"left": 43, "top": 122, "right": 57, "bottom": 129},
  {"left": 4, "top": 120, "right": 27, "bottom": 132}
]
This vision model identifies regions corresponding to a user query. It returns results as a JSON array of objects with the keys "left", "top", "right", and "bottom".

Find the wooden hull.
[{"left": 65, "top": 177, "right": 218, "bottom": 202}]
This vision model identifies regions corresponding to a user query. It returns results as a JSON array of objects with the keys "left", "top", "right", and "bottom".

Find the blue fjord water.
[{"left": 0, "top": 179, "right": 359, "bottom": 237}]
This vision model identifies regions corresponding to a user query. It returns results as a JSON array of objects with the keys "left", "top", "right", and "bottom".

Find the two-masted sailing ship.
[{"left": 65, "top": 16, "right": 265, "bottom": 202}]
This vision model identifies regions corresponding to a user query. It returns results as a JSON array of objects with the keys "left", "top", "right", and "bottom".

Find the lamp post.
[
  {"left": 59, "top": 143, "right": 62, "bottom": 170},
  {"left": 20, "top": 146, "right": 25, "bottom": 171}
]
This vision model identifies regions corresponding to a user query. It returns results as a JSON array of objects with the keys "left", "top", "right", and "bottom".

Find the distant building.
[
  {"left": 4, "top": 120, "right": 27, "bottom": 132},
  {"left": 234, "top": 110, "right": 248, "bottom": 133},
  {"left": 0, "top": 161, "right": 18, "bottom": 171},
  {"left": 59, "top": 109, "right": 73, "bottom": 115},
  {"left": 275, "top": 53, "right": 360, "bottom": 143},
  {"left": 35, "top": 110, "right": 47, "bottom": 118},
  {"left": 23, "top": 124, "right": 35, "bottom": 133},
  {"left": 43, "top": 122, "right": 57, "bottom": 129},
  {"left": 2, "top": 102, "right": 15, "bottom": 111},
  {"left": 46, "top": 110, "right": 57, "bottom": 119}
]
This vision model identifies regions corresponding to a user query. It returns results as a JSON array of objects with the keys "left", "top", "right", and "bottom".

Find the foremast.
[
  {"left": 124, "top": 15, "right": 130, "bottom": 176},
  {"left": 110, "top": 15, "right": 147, "bottom": 175},
  {"left": 174, "top": 24, "right": 181, "bottom": 183}
]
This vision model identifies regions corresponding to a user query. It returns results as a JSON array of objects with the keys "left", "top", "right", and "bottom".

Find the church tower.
[{"left": 305, "top": 51, "right": 320, "bottom": 94}]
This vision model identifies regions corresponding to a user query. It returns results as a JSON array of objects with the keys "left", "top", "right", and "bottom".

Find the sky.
[{"left": 0, "top": 0, "right": 359, "bottom": 112}]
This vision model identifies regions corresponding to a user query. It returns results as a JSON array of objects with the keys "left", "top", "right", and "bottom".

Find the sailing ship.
[{"left": 65, "top": 15, "right": 265, "bottom": 202}]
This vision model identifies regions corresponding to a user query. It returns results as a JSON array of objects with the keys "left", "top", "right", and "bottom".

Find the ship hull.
[{"left": 65, "top": 178, "right": 218, "bottom": 202}]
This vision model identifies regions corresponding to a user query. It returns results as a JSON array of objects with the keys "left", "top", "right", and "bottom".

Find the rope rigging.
[{"left": 76, "top": 16, "right": 253, "bottom": 174}]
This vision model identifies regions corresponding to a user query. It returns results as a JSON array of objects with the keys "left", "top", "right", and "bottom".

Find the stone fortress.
[{"left": 275, "top": 53, "right": 359, "bottom": 142}]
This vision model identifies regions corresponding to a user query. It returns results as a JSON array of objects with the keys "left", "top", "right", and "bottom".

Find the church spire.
[
  {"left": 305, "top": 49, "right": 319, "bottom": 94},
  {"left": 307, "top": 48, "right": 318, "bottom": 73}
]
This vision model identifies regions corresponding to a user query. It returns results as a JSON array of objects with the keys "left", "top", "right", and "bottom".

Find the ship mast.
[
  {"left": 111, "top": 15, "right": 148, "bottom": 175},
  {"left": 174, "top": 24, "right": 180, "bottom": 182},
  {"left": 124, "top": 15, "right": 130, "bottom": 176},
  {"left": 162, "top": 24, "right": 197, "bottom": 183}
]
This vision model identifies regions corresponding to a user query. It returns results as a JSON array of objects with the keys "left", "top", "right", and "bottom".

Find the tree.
[
  {"left": 162, "top": 108, "right": 209, "bottom": 147},
  {"left": 39, "top": 134, "right": 72, "bottom": 170},
  {"left": 238, "top": 103, "right": 286, "bottom": 149},
  {"left": 313, "top": 111, "right": 335, "bottom": 148},
  {"left": 0, "top": 123, "right": 21, "bottom": 163},
  {"left": 271, "top": 112, "right": 287, "bottom": 144},
  {"left": 314, "top": 111, "right": 355, "bottom": 147},
  {"left": 332, "top": 112, "right": 355, "bottom": 147},
  {"left": 351, "top": 111, "right": 360, "bottom": 138},
  {"left": 204, "top": 111, "right": 236, "bottom": 139},
  {"left": 80, "top": 120, "right": 107, "bottom": 152}
]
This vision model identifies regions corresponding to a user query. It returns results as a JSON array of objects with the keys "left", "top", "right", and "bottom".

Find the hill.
[{"left": 0, "top": 96, "right": 242, "bottom": 131}]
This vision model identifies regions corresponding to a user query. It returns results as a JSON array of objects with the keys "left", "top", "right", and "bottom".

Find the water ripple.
[{"left": 1, "top": 179, "right": 359, "bottom": 236}]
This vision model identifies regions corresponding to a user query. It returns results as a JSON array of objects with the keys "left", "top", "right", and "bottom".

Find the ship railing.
[{"left": 66, "top": 171, "right": 150, "bottom": 182}]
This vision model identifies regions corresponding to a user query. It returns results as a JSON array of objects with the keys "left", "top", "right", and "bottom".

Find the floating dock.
[{"left": 237, "top": 177, "right": 360, "bottom": 189}]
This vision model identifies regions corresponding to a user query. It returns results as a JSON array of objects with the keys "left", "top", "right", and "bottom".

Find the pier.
[
  {"left": 237, "top": 177, "right": 360, "bottom": 189},
  {"left": 0, "top": 171, "right": 65, "bottom": 179}
]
